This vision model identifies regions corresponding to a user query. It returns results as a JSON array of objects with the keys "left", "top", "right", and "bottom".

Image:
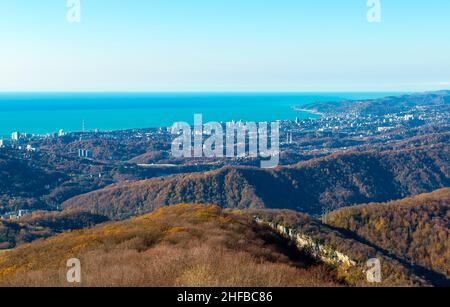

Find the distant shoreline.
[
  {"left": 293, "top": 106, "right": 325, "bottom": 117},
  {"left": 0, "top": 93, "right": 395, "bottom": 136}
]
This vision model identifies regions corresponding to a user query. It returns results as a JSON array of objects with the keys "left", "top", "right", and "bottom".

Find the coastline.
[
  {"left": 293, "top": 106, "right": 325, "bottom": 118},
  {"left": 1, "top": 92, "right": 396, "bottom": 136},
  {"left": 0, "top": 93, "right": 333, "bottom": 136}
]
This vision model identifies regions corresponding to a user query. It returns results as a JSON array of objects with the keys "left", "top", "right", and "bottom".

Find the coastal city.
[
  {"left": 1, "top": 0, "right": 450, "bottom": 290},
  {"left": 1, "top": 94, "right": 448, "bottom": 162}
]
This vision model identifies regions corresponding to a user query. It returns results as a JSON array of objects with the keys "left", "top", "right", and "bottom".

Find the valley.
[{"left": 0, "top": 91, "right": 449, "bottom": 287}]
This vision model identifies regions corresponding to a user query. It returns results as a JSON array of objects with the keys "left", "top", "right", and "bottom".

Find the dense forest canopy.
[
  {"left": 63, "top": 143, "right": 450, "bottom": 219},
  {"left": 326, "top": 188, "right": 450, "bottom": 278}
]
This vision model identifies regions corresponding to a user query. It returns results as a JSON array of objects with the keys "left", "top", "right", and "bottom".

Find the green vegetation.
[{"left": 301, "top": 91, "right": 450, "bottom": 116}]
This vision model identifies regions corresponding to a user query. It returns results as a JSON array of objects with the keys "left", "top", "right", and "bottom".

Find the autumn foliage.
[
  {"left": 63, "top": 143, "right": 450, "bottom": 219},
  {"left": 326, "top": 188, "right": 450, "bottom": 278},
  {"left": 0, "top": 204, "right": 341, "bottom": 287}
]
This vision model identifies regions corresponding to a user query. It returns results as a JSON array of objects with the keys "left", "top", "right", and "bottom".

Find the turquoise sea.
[{"left": 0, "top": 93, "right": 394, "bottom": 137}]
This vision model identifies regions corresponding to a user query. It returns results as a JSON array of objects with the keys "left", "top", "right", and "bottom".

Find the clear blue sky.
[{"left": 0, "top": 0, "right": 449, "bottom": 92}]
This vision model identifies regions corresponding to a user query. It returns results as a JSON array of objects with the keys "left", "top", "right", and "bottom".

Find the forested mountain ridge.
[
  {"left": 0, "top": 204, "right": 429, "bottom": 287},
  {"left": 300, "top": 91, "right": 450, "bottom": 116},
  {"left": 0, "top": 152, "right": 65, "bottom": 200},
  {"left": 0, "top": 149, "right": 112, "bottom": 214},
  {"left": 251, "top": 208, "right": 432, "bottom": 286},
  {"left": 0, "top": 210, "right": 108, "bottom": 249},
  {"left": 325, "top": 188, "right": 450, "bottom": 279},
  {"left": 0, "top": 205, "right": 344, "bottom": 287},
  {"left": 63, "top": 143, "right": 450, "bottom": 219}
]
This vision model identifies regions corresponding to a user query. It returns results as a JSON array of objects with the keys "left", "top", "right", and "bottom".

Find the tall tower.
[{"left": 79, "top": 120, "right": 85, "bottom": 142}]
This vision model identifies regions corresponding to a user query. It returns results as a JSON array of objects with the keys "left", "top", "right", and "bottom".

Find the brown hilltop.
[{"left": 0, "top": 204, "right": 341, "bottom": 287}]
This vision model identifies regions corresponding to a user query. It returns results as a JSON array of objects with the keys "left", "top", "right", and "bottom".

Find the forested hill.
[
  {"left": 300, "top": 90, "right": 450, "bottom": 115},
  {"left": 0, "top": 204, "right": 427, "bottom": 287},
  {"left": 0, "top": 152, "right": 65, "bottom": 199},
  {"left": 0, "top": 150, "right": 112, "bottom": 214},
  {"left": 325, "top": 188, "right": 450, "bottom": 280},
  {"left": 63, "top": 143, "right": 450, "bottom": 219},
  {"left": 0, "top": 210, "right": 108, "bottom": 249},
  {"left": 0, "top": 205, "right": 344, "bottom": 287}
]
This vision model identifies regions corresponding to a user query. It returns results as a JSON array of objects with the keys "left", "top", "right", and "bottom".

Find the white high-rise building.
[
  {"left": 0, "top": 139, "right": 10, "bottom": 147},
  {"left": 11, "top": 132, "right": 19, "bottom": 141},
  {"left": 58, "top": 129, "right": 65, "bottom": 137}
]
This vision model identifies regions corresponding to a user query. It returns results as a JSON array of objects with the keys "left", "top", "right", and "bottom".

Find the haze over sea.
[{"left": 0, "top": 93, "right": 395, "bottom": 137}]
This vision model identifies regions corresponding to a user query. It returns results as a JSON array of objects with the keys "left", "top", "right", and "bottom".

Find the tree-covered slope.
[
  {"left": 325, "top": 188, "right": 450, "bottom": 279},
  {"left": 63, "top": 144, "right": 450, "bottom": 219},
  {"left": 0, "top": 205, "right": 342, "bottom": 287}
]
